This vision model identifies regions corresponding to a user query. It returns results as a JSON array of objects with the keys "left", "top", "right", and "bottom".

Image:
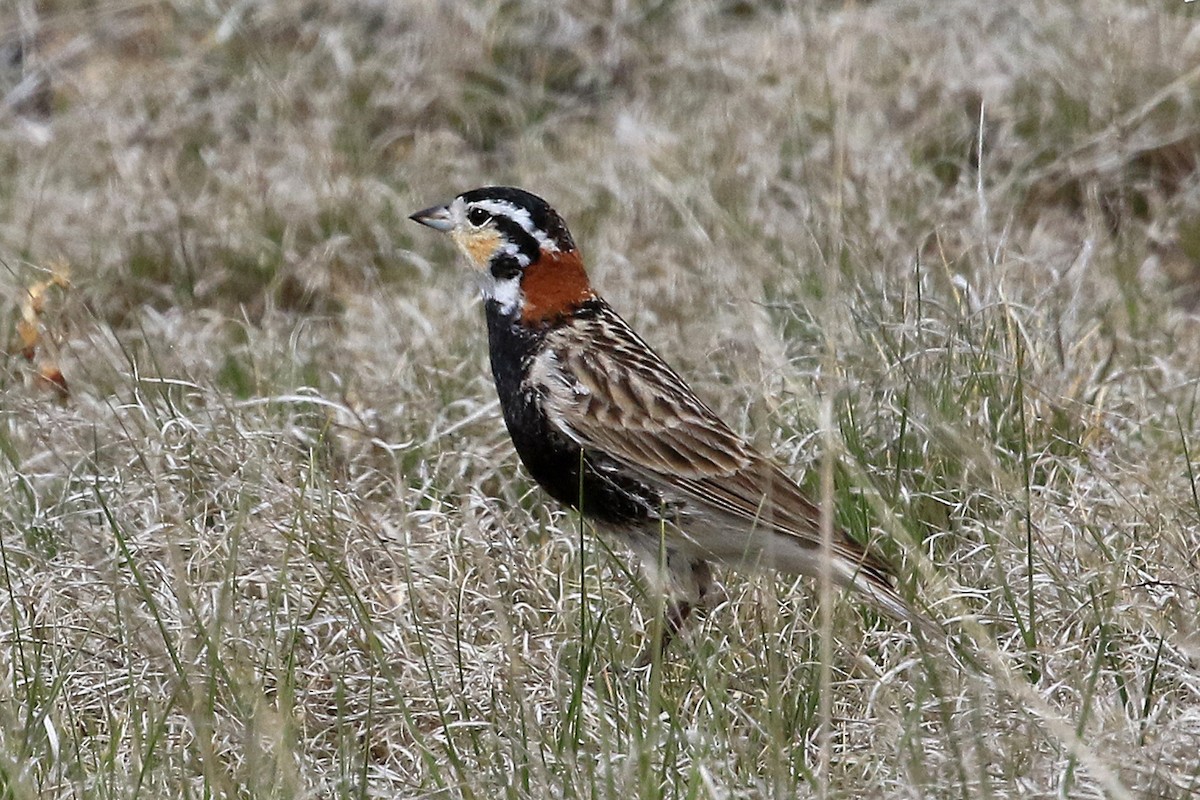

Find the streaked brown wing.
[{"left": 533, "top": 303, "right": 886, "bottom": 575}]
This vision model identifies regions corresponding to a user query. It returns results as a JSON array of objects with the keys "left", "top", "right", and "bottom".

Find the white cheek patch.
[
  {"left": 500, "top": 241, "right": 531, "bottom": 266},
  {"left": 479, "top": 272, "right": 523, "bottom": 316}
]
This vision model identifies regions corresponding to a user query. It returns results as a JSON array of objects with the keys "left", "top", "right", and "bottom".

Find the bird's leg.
[
  {"left": 634, "top": 599, "right": 692, "bottom": 669},
  {"left": 634, "top": 558, "right": 711, "bottom": 668}
]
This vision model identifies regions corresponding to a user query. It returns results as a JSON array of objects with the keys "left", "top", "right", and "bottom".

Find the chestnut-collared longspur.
[{"left": 411, "top": 186, "right": 927, "bottom": 657}]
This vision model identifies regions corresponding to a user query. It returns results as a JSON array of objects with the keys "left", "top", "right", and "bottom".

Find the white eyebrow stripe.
[{"left": 471, "top": 199, "right": 559, "bottom": 252}]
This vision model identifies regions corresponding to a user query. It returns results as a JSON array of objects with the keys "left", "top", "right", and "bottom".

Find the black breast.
[{"left": 483, "top": 301, "right": 663, "bottom": 528}]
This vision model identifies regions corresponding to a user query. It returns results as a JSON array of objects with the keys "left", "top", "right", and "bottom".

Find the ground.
[{"left": 1, "top": 1, "right": 1199, "bottom": 797}]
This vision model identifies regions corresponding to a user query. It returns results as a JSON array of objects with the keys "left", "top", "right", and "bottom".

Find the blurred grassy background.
[{"left": 2, "top": 0, "right": 1200, "bottom": 797}]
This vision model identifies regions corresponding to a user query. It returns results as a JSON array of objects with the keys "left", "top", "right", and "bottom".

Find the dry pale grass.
[{"left": 2, "top": 0, "right": 1200, "bottom": 797}]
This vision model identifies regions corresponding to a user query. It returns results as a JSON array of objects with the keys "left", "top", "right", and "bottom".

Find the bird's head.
[{"left": 410, "top": 186, "right": 595, "bottom": 324}]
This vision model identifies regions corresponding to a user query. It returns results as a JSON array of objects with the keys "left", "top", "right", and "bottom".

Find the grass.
[{"left": 2, "top": 0, "right": 1200, "bottom": 797}]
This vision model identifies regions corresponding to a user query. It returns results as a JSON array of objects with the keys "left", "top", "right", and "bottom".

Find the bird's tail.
[{"left": 839, "top": 558, "right": 943, "bottom": 639}]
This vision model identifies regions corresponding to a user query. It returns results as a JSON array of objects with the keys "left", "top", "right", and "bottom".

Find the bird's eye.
[{"left": 467, "top": 208, "right": 490, "bottom": 227}]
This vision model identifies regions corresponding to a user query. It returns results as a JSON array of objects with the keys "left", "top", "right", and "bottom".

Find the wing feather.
[{"left": 529, "top": 302, "right": 892, "bottom": 581}]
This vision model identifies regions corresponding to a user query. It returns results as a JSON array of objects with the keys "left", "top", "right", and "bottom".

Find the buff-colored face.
[
  {"left": 410, "top": 195, "right": 532, "bottom": 315},
  {"left": 410, "top": 188, "right": 593, "bottom": 321},
  {"left": 409, "top": 196, "right": 520, "bottom": 272},
  {"left": 451, "top": 226, "right": 505, "bottom": 272}
]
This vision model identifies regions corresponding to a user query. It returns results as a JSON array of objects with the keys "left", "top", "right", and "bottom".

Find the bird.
[{"left": 410, "top": 186, "right": 930, "bottom": 660}]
